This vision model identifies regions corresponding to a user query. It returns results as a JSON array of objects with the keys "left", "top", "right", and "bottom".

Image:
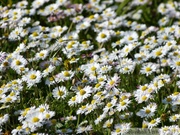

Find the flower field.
[{"left": 0, "top": 0, "right": 180, "bottom": 134}]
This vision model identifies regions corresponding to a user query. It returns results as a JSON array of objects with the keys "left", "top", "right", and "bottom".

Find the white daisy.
[
  {"left": 22, "top": 70, "right": 42, "bottom": 88},
  {"left": 52, "top": 86, "right": 68, "bottom": 99},
  {"left": 136, "top": 103, "right": 157, "bottom": 118}
]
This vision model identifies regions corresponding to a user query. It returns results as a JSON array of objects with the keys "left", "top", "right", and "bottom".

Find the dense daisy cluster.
[{"left": 0, "top": 0, "right": 180, "bottom": 134}]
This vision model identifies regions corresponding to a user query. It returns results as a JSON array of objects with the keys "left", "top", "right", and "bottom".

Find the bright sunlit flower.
[
  {"left": 22, "top": 70, "right": 42, "bottom": 88},
  {"left": 52, "top": 86, "right": 68, "bottom": 99}
]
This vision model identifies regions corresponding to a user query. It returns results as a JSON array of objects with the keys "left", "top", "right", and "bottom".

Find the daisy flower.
[
  {"left": 116, "top": 98, "right": 131, "bottom": 112},
  {"left": 136, "top": 103, "right": 157, "bottom": 118},
  {"left": 111, "top": 123, "right": 131, "bottom": 135},
  {"left": 56, "top": 70, "right": 75, "bottom": 82},
  {"left": 151, "top": 46, "right": 167, "bottom": 58},
  {"left": 52, "top": 86, "right": 68, "bottom": 99},
  {"left": 22, "top": 70, "right": 42, "bottom": 88},
  {"left": 106, "top": 74, "right": 120, "bottom": 89},
  {"left": 76, "top": 125, "right": 92, "bottom": 134},
  {"left": 42, "top": 65, "right": 55, "bottom": 77},
  {"left": 140, "top": 62, "right": 158, "bottom": 76},
  {"left": 121, "top": 31, "right": 138, "bottom": 44},
  {"left": 35, "top": 50, "right": 49, "bottom": 60},
  {"left": 96, "top": 30, "right": 111, "bottom": 43},
  {"left": 147, "top": 118, "right": 161, "bottom": 129},
  {"left": 169, "top": 114, "right": 180, "bottom": 122},
  {"left": 158, "top": 126, "right": 172, "bottom": 135},
  {"left": 76, "top": 105, "right": 87, "bottom": 115},
  {"left": 68, "top": 96, "right": 79, "bottom": 106},
  {"left": 169, "top": 58, "right": 180, "bottom": 71},
  {"left": 134, "top": 92, "right": 152, "bottom": 103},
  {"left": 103, "top": 100, "right": 116, "bottom": 113},
  {"left": 94, "top": 112, "right": 107, "bottom": 125},
  {"left": 10, "top": 55, "right": 28, "bottom": 71},
  {"left": 0, "top": 114, "right": 9, "bottom": 126},
  {"left": 103, "top": 118, "right": 113, "bottom": 128},
  {"left": 76, "top": 86, "right": 92, "bottom": 103}
]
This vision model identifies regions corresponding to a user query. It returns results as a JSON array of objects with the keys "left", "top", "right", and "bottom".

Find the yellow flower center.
[
  {"left": 145, "top": 109, "right": 151, "bottom": 114},
  {"left": 32, "top": 117, "right": 39, "bottom": 123},
  {"left": 39, "top": 108, "right": 45, "bottom": 112},
  {"left": 63, "top": 71, "right": 70, "bottom": 77},
  {"left": 173, "top": 92, "right": 179, "bottom": 95},
  {"left": 100, "top": 33, "right": 107, "bottom": 38},
  {"left": 142, "top": 124, "right": 148, "bottom": 128},
  {"left": 141, "top": 86, "right": 147, "bottom": 91},
  {"left": 128, "top": 36, "right": 133, "bottom": 41},
  {"left": 91, "top": 66, "right": 96, "bottom": 71},
  {"left": 16, "top": 60, "right": 21, "bottom": 65},
  {"left": 155, "top": 50, "right": 162, "bottom": 56},
  {"left": 172, "top": 116, "right": 177, "bottom": 120},
  {"left": 81, "top": 105, "right": 86, "bottom": 109},
  {"left": 32, "top": 32, "right": 38, "bottom": 37},
  {"left": 80, "top": 89, "right": 86, "bottom": 95},
  {"left": 6, "top": 97, "right": 12, "bottom": 102},
  {"left": 107, "top": 102, "right": 112, "bottom": 108},
  {"left": 167, "top": 97, "right": 172, "bottom": 102},
  {"left": 120, "top": 101, "right": 126, "bottom": 106},
  {"left": 145, "top": 67, "right": 152, "bottom": 72},
  {"left": 39, "top": 53, "right": 44, "bottom": 57},
  {"left": 30, "top": 74, "right": 37, "bottom": 79},
  {"left": 142, "top": 96, "right": 147, "bottom": 101},
  {"left": 58, "top": 90, "right": 64, "bottom": 96},
  {"left": 95, "top": 83, "right": 101, "bottom": 88},
  {"left": 16, "top": 126, "right": 22, "bottom": 130},
  {"left": 150, "top": 120, "right": 156, "bottom": 124},
  {"left": 109, "top": 80, "right": 115, "bottom": 86},
  {"left": 45, "top": 114, "right": 50, "bottom": 119},
  {"left": 175, "top": 61, "right": 180, "bottom": 66},
  {"left": 71, "top": 96, "right": 76, "bottom": 101},
  {"left": 3, "top": 62, "right": 9, "bottom": 66},
  {"left": 116, "top": 128, "right": 121, "bottom": 133}
]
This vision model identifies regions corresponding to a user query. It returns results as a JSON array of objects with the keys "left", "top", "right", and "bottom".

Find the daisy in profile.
[
  {"left": 76, "top": 21, "right": 90, "bottom": 31},
  {"left": 52, "top": 86, "right": 68, "bottom": 99},
  {"left": 169, "top": 114, "right": 180, "bottom": 122},
  {"left": 103, "top": 118, "right": 113, "bottom": 128},
  {"left": 140, "top": 62, "right": 158, "bottom": 76},
  {"left": 42, "top": 65, "right": 55, "bottom": 77},
  {"left": 94, "top": 112, "right": 107, "bottom": 125},
  {"left": 106, "top": 74, "right": 120, "bottom": 89},
  {"left": 76, "top": 105, "right": 87, "bottom": 115},
  {"left": 169, "top": 58, "right": 180, "bottom": 71},
  {"left": 76, "top": 124, "right": 92, "bottom": 134},
  {"left": 147, "top": 118, "right": 161, "bottom": 129},
  {"left": 158, "top": 126, "right": 171, "bottom": 135},
  {"left": 22, "top": 70, "right": 42, "bottom": 88},
  {"left": 96, "top": 30, "right": 111, "bottom": 43},
  {"left": 111, "top": 123, "right": 131, "bottom": 135},
  {"left": 0, "top": 114, "right": 9, "bottom": 126}
]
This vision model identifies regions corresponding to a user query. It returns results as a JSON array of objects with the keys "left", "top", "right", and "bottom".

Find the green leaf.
[{"left": 116, "top": 0, "right": 131, "bottom": 15}]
